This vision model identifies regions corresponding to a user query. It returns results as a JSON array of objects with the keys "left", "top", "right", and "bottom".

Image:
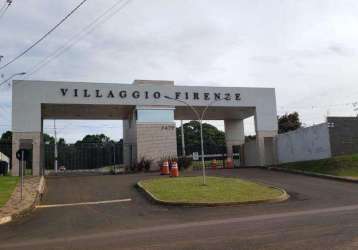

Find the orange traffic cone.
[
  {"left": 161, "top": 161, "right": 170, "bottom": 175},
  {"left": 170, "top": 161, "right": 179, "bottom": 177},
  {"left": 211, "top": 159, "right": 217, "bottom": 169},
  {"left": 226, "top": 158, "right": 233, "bottom": 169}
]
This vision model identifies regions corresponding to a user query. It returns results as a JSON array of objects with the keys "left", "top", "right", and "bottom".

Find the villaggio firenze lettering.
[{"left": 59, "top": 88, "right": 241, "bottom": 101}]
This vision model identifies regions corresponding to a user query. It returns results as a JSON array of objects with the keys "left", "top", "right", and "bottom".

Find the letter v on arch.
[{"left": 60, "top": 88, "right": 68, "bottom": 96}]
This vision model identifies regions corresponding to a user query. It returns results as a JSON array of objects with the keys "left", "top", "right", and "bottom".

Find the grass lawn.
[
  {"left": 191, "top": 160, "right": 224, "bottom": 169},
  {"left": 0, "top": 176, "right": 19, "bottom": 208},
  {"left": 281, "top": 154, "right": 358, "bottom": 178},
  {"left": 138, "top": 176, "right": 284, "bottom": 204}
]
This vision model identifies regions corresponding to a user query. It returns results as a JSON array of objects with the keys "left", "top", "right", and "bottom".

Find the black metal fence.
[
  {"left": 2, "top": 140, "right": 242, "bottom": 173},
  {"left": 177, "top": 143, "right": 227, "bottom": 157},
  {"left": 44, "top": 142, "right": 123, "bottom": 170},
  {"left": 178, "top": 143, "right": 242, "bottom": 169}
]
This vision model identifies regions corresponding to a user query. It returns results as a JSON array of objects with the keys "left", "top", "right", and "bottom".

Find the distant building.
[{"left": 327, "top": 117, "right": 358, "bottom": 156}]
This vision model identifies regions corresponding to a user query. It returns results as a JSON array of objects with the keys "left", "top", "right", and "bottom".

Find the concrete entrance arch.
[{"left": 12, "top": 80, "right": 278, "bottom": 176}]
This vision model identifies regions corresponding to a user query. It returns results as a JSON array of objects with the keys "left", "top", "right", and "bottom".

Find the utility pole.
[
  {"left": 113, "top": 142, "right": 116, "bottom": 172},
  {"left": 54, "top": 120, "right": 58, "bottom": 173},
  {"left": 180, "top": 120, "right": 186, "bottom": 157},
  {"left": 0, "top": 56, "right": 3, "bottom": 80},
  {"left": 353, "top": 102, "right": 358, "bottom": 117}
]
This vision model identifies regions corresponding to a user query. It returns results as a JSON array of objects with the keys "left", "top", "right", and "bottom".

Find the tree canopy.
[
  {"left": 75, "top": 134, "right": 115, "bottom": 145},
  {"left": 0, "top": 130, "right": 12, "bottom": 143},
  {"left": 176, "top": 121, "right": 226, "bottom": 156},
  {"left": 278, "top": 112, "right": 302, "bottom": 134}
]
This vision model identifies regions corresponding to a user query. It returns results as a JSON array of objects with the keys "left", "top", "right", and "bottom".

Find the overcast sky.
[{"left": 1, "top": 0, "right": 358, "bottom": 142}]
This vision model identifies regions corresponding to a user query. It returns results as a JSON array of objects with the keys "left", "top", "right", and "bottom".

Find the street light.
[
  {"left": 0, "top": 72, "right": 26, "bottom": 87},
  {"left": 164, "top": 95, "right": 222, "bottom": 185}
]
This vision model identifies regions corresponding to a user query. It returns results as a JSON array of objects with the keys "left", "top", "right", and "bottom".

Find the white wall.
[
  {"left": 224, "top": 119, "right": 245, "bottom": 144},
  {"left": 123, "top": 111, "right": 137, "bottom": 166},
  {"left": 276, "top": 123, "right": 332, "bottom": 164},
  {"left": 243, "top": 123, "right": 332, "bottom": 166},
  {"left": 264, "top": 137, "right": 274, "bottom": 165},
  {"left": 244, "top": 140, "right": 259, "bottom": 166},
  {"left": 243, "top": 137, "right": 275, "bottom": 166}
]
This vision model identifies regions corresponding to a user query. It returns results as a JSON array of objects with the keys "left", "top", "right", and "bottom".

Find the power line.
[
  {"left": 0, "top": 1, "right": 8, "bottom": 16},
  {"left": 0, "top": 106, "right": 8, "bottom": 120},
  {"left": 278, "top": 100, "right": 358, "bottom": 112},
  {"left": 0, "top": 0, "right": 89, "bottom": 71},
  {"left": 0, "top": 0, "right": 12, "bottom": 21},
  {"left": 24, "top": 0, "right": 132, "bottom": 78}
]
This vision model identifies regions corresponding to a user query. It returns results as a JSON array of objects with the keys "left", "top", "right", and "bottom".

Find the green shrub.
[
  {"left": 177, "top": 157, "right": 192, "bottom": 170},
  {"left": 131, "top": 157, "right": 153, "bottom": 172}
]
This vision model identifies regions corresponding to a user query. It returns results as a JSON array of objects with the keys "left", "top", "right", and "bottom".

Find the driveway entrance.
[{"left": 1, "top": 169, "right": 358, "bottom": 249}]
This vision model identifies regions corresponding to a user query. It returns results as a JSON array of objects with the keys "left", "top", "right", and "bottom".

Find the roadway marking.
[{"left": 36, "top": 198, "right": 132, "bottom": 208}]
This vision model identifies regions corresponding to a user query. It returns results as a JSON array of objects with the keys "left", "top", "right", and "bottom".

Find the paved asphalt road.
[{"left": 1, "top": 168, "right": 358, "bottom": 249}]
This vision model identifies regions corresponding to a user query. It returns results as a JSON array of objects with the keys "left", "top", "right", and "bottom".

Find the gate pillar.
[
  {"left": 12, "top": 132, "right": 43, "bottom": 176},
  {"left": 224, "top": 119, "right": 245, "bottom": 158}
]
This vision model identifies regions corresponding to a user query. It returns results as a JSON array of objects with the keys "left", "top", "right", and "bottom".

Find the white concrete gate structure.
[{"left": 12, "top": 80, "right": 278, "bottom": 176}]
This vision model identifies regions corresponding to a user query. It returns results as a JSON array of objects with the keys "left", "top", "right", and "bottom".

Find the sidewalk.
[{"left": 0, "top": 176, "right": 45, "bottom": 224}]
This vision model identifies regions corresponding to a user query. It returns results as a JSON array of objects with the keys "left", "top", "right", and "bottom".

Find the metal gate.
[
  {"left": 44, "top": 142, "right": 123, "bottom": 171},
  {"left": 177, "top": 142, "right": 242, "bottom": 169}
]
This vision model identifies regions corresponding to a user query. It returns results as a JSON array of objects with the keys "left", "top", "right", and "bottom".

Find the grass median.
[
  {"left": 138, "top": 176, "right": 285, "bottom": 204},
  {"left": 0, "top": 176, "right": 19, "bottom": 208}
]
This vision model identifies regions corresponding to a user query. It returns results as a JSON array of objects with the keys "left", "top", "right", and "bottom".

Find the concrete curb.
[
  {"left": 259, "top": 166, "right": 358, "bottom": 184},
  {"left": 35, "top": 176, "right": 46, "bottom": 204},
  {"left": 136, "top": 180, "right": 289, "bottom": 207},
  {"left": 0, "top": 176, "right": 46, "bottom": 225}
]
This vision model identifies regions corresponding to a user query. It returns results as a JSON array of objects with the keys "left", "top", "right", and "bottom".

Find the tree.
[
  {"left": 58, "top": 138, "right": 66, "bottom": 145},
  {"left": 75, "top": 134, "right": 113, "bottom": 145},
  {"left": 0, "top": 131, "right": 12, "bottom": 159},
  {"left": 278, "top": 112, "right": 302, "bottom": 134},
  {"left": 0, "top": 130, "right": 12, "bottom": 143},
  {"left": 176, "top": 121, "right": 226, "bottom": 156},
  {"left": 43, "top": 133, "right": 55, "bottom": 144}
]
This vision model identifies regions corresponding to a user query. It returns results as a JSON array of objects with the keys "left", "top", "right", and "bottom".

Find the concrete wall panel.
[
  {"left": 243, "top": 140, "right": 259, "bottom": 166},
  {"left": 136, "top": 123, "right": 177, "bottom": 170},
  {"left": 277, "top": 123, "right": 332, "bottom": 164},
  {"left": 327, "top": 117, "right": 358, "bottom": 156}
]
